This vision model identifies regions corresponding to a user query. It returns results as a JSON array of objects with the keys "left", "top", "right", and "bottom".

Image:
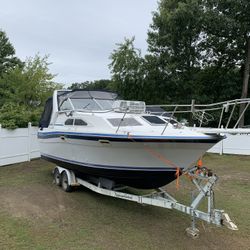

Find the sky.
[{"left": 0, "top": 0, "right": 158, "bottom": 85}]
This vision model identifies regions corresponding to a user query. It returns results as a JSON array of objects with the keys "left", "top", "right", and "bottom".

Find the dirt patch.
[{"left": 0, "top": 184, "right": 68, "bottom": 221}]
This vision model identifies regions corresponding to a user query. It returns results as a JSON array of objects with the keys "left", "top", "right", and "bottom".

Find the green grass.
[{"left": 0, "top": 154, "right": 250, "bottom": 250}]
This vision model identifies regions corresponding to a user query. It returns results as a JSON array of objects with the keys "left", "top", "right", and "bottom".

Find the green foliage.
[
  {"left": 0, "top": 55, "right": 60, "bottom": 107},
  {"left": 202, "top": 0, "right": 250, "bottom": 126},
  {"left": 0, "top": 103, "right": 42, "bottom": 129},
  {"left": 0, "top": 30, "right": 23, "bottom": 76},
  {"left": 202, "top": 0, "right": 250, "bottom": 67},
  {"left": 146, "top": 0, "right": 245, "bottom": 103},
  {"left": 148, "top": 0, "right": 204, "bottom": 71},
  {"left": 109, "top": 37, "right": 145, "bottom": 100},
  {"left": 0, "top": 54, "right": 62, "bottom": 129},
  {"left": 109, "top": 0, "right": 248, "bottom": 108},
  {"left": 69, "top": 79, "right": 113, "bottom": 91}
]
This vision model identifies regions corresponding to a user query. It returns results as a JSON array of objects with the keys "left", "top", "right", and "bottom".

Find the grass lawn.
[{"left": 0, "top": 154, "right": 249, "bottom": 250}]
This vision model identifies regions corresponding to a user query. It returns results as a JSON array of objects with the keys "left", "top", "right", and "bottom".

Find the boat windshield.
[
  {"left": 58, "top": 90, "right": 117, "bottom": 111},
  {"left": 71, "top": 99, "right": 114, "bottom": 111}
]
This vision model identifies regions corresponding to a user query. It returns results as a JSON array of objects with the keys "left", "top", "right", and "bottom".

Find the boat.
[{"left": 38, "top": 90, "right": 223, "bottom": 189}]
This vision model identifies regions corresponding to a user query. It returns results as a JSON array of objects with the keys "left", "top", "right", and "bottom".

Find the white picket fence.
[
  {"left": 208, "top": 133, "right": 250, "bottom": 155},
  {"left": 0, "top": 124, "right": 249, "bottom": 166},
  {"left": 0, "top": 123, "right": 40, "bottom": 166}
]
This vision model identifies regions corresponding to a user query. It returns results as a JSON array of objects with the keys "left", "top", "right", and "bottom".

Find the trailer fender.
[{"left": 54, "top": 166, "right": 79, "bottom": 186}]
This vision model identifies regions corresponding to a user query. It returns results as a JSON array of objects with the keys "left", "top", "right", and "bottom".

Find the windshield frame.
[{"left": 58, "top": 90, "right": 118, "bottom": 112}]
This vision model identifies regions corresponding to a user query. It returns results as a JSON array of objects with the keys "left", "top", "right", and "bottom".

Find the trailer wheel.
[
  {"left": 61, "top": 171, "right": 72, "bottom": 192},
  {"left": 53, "top": 168, "right": 61, "bottom": 186}
]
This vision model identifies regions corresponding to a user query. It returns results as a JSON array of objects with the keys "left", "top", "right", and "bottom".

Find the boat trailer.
[{"left": 53, "top": 165, "right": 238, "bottom": 238}]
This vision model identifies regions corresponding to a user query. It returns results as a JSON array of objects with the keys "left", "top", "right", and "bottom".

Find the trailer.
[{"left": 53, "top": 165, "right": 238, "bottom": 238}]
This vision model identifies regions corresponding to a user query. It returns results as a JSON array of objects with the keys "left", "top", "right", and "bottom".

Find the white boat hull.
[
  {"left": 39, "top": 138, "right": 213, "bottom": 169},
  {"left": 38, "top": 133, "right": 219, "bottom": 188}
]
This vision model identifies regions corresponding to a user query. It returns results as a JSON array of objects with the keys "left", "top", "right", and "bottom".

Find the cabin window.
[
  {"left": 74, "top": 119, "right": 87, "bottom": 126},
  {"left": 108, "top": 118, "right": 141, "bottom": 127},
  {"left": 65, "top": 119, "right": 74, "bottom": 125},
  {"left": 142, "top": 115, "right": 166, "bottom": 125}
]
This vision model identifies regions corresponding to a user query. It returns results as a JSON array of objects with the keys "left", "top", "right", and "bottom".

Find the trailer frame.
[{"left": 54, "top": 165, "right": 238, "bottom": 238}]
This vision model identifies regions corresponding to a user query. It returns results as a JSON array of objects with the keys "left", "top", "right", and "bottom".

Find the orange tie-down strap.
[
  {"left": 197, "top": 158, "right": 203, "bottom": 167},
  {"left": 127, "top": 133, "right": 182, "bottom": 189},
  {"left": 184, "top": 157, "right": 203, "bottom": 181}
]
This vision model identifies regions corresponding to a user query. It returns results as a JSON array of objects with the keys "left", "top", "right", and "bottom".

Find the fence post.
[
  {"left": 220, "top": 125, "right": 224, "bottom": 155},
  {"left": 28, "top": 122, "right": 32, "bottom": 161},
  {"left": 220, "top": 140, "right": 224, "bottom": 155}
]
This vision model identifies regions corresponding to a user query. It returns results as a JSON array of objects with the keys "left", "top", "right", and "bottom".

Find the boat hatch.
[
  {"left": 142, "top": 115, "right": 166, "bottom": 125},
  {"left": 107, "top": 118, "right": 142, "bottom": 127}
]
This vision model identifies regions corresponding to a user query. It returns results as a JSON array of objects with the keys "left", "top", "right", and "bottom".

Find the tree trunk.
[{"left": 239, "top": 37, "right": 250, "bottom": 127}]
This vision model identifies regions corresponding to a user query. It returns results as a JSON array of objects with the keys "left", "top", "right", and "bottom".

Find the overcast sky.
[{"left": 0, "top": 0, "right": 158, "bottom": 85}]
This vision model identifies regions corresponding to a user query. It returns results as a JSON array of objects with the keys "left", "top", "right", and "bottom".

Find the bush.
[{"left": 0, "top": 103, "right": 42, "bottom": 129}]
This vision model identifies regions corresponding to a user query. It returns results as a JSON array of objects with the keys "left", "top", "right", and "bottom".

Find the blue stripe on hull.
[{"left": 38, "top": 131, "right": 224, "bottom": 143}]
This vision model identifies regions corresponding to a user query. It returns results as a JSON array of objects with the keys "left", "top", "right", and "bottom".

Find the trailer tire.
[
  {"left": 61, "top": 171, "right": 72, "bottom": 192},
  {"left": 54, "top": 168, "right": 61, "bottom": 186}
]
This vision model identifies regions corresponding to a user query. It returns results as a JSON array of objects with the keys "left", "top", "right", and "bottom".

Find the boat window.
[
  {"left": 65, "top": 119, "right": 74, "bottom": 125},
  {"left": 95, "top": 99, "right": 114, "bottom": 110},
  {"left": 61, "top": 99, "right": 73, "bottom": 111},
  {"left": 74, "top": 119, "right": 87, "bottom": 126},
  {"left": 108, "top": 118, "right": 141, "bottom": 127},
  {"left": 71, "top": 99, "right": 100, "bottom": 111},
  {"left": 58, "top": 90, "right": 118, "bottom": 111},
  {"left": 142, "top": 115, "right": 166, "bottom": 125}
]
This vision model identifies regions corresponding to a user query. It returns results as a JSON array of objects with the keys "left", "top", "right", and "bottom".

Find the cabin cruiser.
[{"left": 38, "top": 90, "right": 223, "bottom": 189}]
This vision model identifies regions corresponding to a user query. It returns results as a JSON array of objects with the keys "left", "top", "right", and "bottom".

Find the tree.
[
  {"left": 109, "top": 37, "right": 145, "bottom": 100},
  {"left": 146, "top": 0, "right": 215, "bottom": 105},
  {"left": 109, "top": 0, "right": 249, "bottom": 127},
  {"left": 146, "top": 0, "right": 246, "bottom": 107},
  {"left": 69, "top": 79, "right": 113, "bottom": 91},
  {"left": 0, "top": 30, "right": 22, "bottom": 76},
  {"left": 0, "top": 55, "right": 62, "bottom": 128},
  {"left": 0, "top": 103, "right": 41, "bottom": 129},
  {"left": 202, "top": 0, "right": 250, "bottom": 126},
  {"left": 109, "top": 37, "right": 178, "bottom": 104},
  {"left": 148, "top": 0, "right": 204, "bottom": 72}
]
